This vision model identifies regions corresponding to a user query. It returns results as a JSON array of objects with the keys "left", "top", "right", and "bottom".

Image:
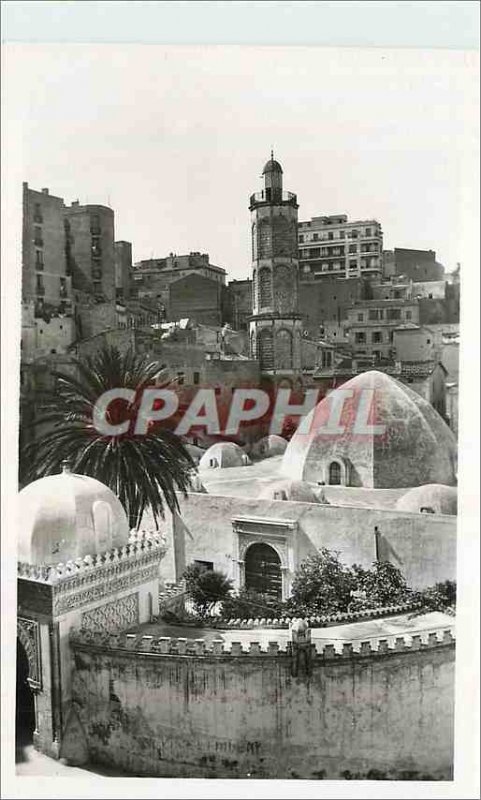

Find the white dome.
[
  {"left": 18, "top": 466, "right": 129, "bottom": 566},
  {"left": 395, "top": 484, "right": 457, "bottom": 515},
  {"left": 198, "top": 442, "right": 250, "bottom": 470},
  {"left": 251, "top": 435, "right": 287, "bottom": 459},
  {"left": 259, "top": 479, "right": 321, "bottom": 504}
]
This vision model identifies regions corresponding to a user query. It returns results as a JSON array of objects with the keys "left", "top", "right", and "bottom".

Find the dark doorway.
[
  {"left": 328, "top": 461, "right": 341, "bottom": 485},
  {"left": 16, "top": 640, "right": 35, "bottom": 750},
  {"left": 245, "top": 543, "right": 282, "bottom": 599}
]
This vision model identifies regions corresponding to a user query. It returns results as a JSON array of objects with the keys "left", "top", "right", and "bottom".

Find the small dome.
[
  {"left": 259, "top": 479, "right": 320, "bottom": 504},
  {"left": 18, "top": 466, "right": 129, "bottom": 566},
  {"left": 395, "top": 484, "right": 457, "bottom": 515},
  {"left": 198, "top": 442, "right": 250, "bottom": 470},
  {"left": 251, "top": 435, "right": 287, "bottom": 459},
  {"left": 262, "top": 158, "right": 283, "bottom": 175}
]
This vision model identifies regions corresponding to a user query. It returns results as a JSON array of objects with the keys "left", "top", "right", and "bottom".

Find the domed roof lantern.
[
  {"left": 262, "top": 149, "right": 283, "bottom": 175},
  {"left": 262, "top": 149, "right": 283, "bottom": 192}
]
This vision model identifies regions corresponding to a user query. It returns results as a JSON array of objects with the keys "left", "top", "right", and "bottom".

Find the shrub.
[
  {"left": 221, "top": 589, "right": 287, "bottom": 620},
  {"left": 348, "top": 561, "right": 411, "bottom": 610},
  {"left": 415, "top": 580, "right": 456, "bottom": 612},
  {"left": 183, "top": 564, "right": 233, "bottom": 618},
  {"left": 288, "top": 548, "right": 355, "bottom": 616}
]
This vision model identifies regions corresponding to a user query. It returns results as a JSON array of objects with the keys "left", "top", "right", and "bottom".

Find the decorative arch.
[
  {"left": 276, "top": 328, "right": 293, "bottom": 370},
  {"left": 258, "top": 328, "right": 274, "bottom": 370},
  {"left": 92, "top": 500, "right": 113, "bottom": 552},
  {"left": 17, "top": 618, "right": 41, "bottom": 689},
  {"left": 258, "top": 266, "right": 273, "bottom": 308}
]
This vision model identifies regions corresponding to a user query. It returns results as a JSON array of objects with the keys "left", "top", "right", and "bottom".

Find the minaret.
[{"left": 249, "top": 153, "right": 302, "bottom": 373}]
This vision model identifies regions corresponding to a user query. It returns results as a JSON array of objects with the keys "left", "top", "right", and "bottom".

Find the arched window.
[
  {"left": 274, "top": 264, "right": 295, "bottom": 313},
  {"left": 258, "top": 267, "right": 273, "bottom": 308},
  {"left": 276, "top": 328, "right": 293, "bottom": 370},
  {"left": 258, "top": 328, "right": 274, "bottom": 370},
  {"left": 328, "top": 461, "right": 341, "bottom": 485}
]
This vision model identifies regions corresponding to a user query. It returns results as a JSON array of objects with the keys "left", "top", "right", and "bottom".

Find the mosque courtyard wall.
[
  {"left": 67, "top": 629, "right": 455, "bottom": 779},
  {"left": 160, "top": 492, "right": 456, "bottom": 591}
]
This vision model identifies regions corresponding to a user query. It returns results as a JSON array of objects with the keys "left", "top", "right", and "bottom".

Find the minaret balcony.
[{"left": 249, "top": 189, "right": 298, "bottom": 209}]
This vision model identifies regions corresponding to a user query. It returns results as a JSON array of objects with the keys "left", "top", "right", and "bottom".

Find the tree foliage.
[
  {"left": 183, "top": 564, "right": 233, "bottom": 618},
  {"left": 288, "top": 548, "right": 355, "bottom": 616},
  {"left": 221, "top": 589, "right": 286, "bottom": 620},
  {"left": 20, "top": 345, "right": 194, "bottom": 528}
]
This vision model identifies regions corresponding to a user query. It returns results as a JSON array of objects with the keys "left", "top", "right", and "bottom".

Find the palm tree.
[{"left": 20, "top": 345, "right": 194, "bottom": 528}]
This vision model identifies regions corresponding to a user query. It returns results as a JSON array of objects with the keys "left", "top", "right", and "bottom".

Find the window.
[
  {"left": 194, "top": 560, "right": 214, "bottom": 572},
  {"left": 349, "top": 260, "right": 357, "bottom": 268},
  {"left": 33, "top": 203, "right": 43, "bottom": 223},
  {"left": 368, "top": 309, "right": 380, "bottom": 321},
  {"left": 427, "top": 338, "right": 431, "bottom": 344},
  {"left": 372, "top": 331, "right": 383, "bottom": 343},
  {"left": 35, "top": 250, "right": 44, "bottom": 269},
  {"left": 299, "top": 235, "right": 304, "bottom": 243},
  {"left": 355, "top": 332, "right": 366, "bottom": 343},
  {"left": 59, "top": 277, "right": 68, "bottom": 298},
  {"left": 406, "top": 311, "right": 412, "bottom": 320},
  {"left": 357, "top": 313, "right": 364, "bottom": 322},
  {"left": 34, "top": 226, "right": 43, "bottom": 246},
  {"left": 339, "top": 230, "right": 345, "bottom": 239},
  {"left": 328, "top": 232, "right": 334, "bottom": 240},
  {"left": 36, "top": 274, "right": 44, "bottom": 295},
  {"left": 351, "top": 230, "right": 358, "bottom": 239},
  {"left": 90, "top": 214, "right": 101, "bottom": 234},
  {"left": 313, "top": 233, "right": 319, "bottom": 241},
  {"left": 365, "top": 227, "right": 372, "bottom": 237},
  {"left": 386, "top": 308, "right": 401, "bottom": 320},
  {"left": 329, "top": 462, "right": 341, "bottom": 485},
  {"left": 349, "top": 245, "right": 357, "bottom": 254}
]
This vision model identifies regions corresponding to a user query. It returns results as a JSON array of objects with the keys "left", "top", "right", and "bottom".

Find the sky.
[{"left": 3, "top": 44, "right": 479, "bottom": 279}]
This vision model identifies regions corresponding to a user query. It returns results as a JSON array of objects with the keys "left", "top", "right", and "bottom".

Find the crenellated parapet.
[
  {"left": 218, "top": 601, "right": 424, "bottom": 629},
  {"left": 70, "top": 625, "right": 455, "bottom": 659},
  {"left": 17, "top": 533, "right": 166, "bottom": 585},
  {"left": 18, "top": 534, "right": 167, "bottom": 617}
]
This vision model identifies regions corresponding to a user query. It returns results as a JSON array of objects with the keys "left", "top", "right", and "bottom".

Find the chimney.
[{"left": 41, "top": 188, "right": 49, "bottom": 195}]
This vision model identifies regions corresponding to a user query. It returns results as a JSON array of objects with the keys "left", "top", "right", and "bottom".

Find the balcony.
[
  {"left": 249, "top": 189, "right": 297, "bottom": 207},
  {"left": 90, "top": 226, "right": 101, "bottom": 235},
  {"left": 36, "top": 286, "right": 45, "bottom": 297},
  {"left": 34, "top": 238, "right": 44, "bottom": 247}
]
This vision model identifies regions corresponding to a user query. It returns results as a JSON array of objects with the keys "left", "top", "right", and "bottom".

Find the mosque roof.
[
  {"left": 281, "top": 370, "right": 457, "bottom": 489},
  {"left": 252, "top": 435, "right": 288, "bottom": 459},
  {"left": 18, "top": 465, "right": 129, "bottom": 566}
]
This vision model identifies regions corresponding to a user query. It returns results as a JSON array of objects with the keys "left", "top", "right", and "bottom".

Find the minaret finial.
[{"left": 271, "top": 147, "right": 274, "bottom": 160}]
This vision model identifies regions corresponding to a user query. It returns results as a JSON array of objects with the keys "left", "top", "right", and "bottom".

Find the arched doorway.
[
  {"left": 245, "top": 543, "right": 282, "bottom": 598},
  {"left": 16, "top": 639, "right": 36, "bottom": 751}
]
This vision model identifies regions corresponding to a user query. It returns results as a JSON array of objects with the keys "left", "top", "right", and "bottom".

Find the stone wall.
[
  {"left": 68, "top": 629, "right": 455, "bottom": 779},
  {"left": 157, "top": 492, "right": 456, "bottom": 591}
]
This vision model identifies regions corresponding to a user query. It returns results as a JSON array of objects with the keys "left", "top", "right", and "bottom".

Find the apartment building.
[
  {"left": 345, "top": 299, "right": 419, "bottom": 360},
  {"left": 298, "top": 214, "right": 383, "bottom": 281},
  {"left": 22, "top": 183, "right": 73, "bottom": 317}
]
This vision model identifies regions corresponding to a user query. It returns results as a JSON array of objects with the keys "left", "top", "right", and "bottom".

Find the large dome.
[
  {"left": 18, "top": 465, "right": 129, "bottom": 566},
  {"left": 281, "top": 371, "right": 457, "bottom": 489},
  {"left": 198, "top": 442, "right": 250, "bottom": 470},
  {"left": 395, "top": 484, "right": 457, "bottom": 515}
]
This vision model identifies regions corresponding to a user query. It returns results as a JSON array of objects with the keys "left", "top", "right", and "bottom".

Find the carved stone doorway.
[
  {"left": 16, "top": 639, "right": 35, "bottom": 752},
  {"left": 244, "top": 542, "right": 282, "bottom": 599}
]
